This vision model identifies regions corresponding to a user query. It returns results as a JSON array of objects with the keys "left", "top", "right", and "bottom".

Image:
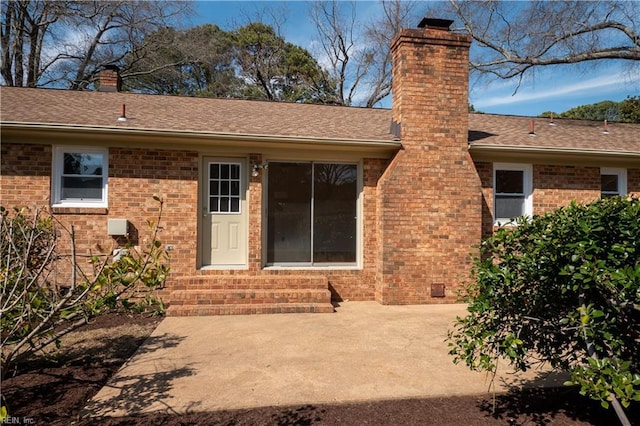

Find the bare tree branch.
[
  {"left": 0, "top": 0, "right": 193, "bottom": 89},
  {"left": 310, "top": 0, "right": 419, "bottom": 107},
  {"left": 443, "top": 0, "right": 640, "bottom": 83}
]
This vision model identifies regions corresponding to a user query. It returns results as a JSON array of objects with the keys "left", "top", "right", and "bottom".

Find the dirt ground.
[{"left": 2, "top": 313, "right": 638, "bottom": 426}]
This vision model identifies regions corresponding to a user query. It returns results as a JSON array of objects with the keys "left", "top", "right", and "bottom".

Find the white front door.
[{"left": 202, "top": 157, "right": 247, "bottom": 266}]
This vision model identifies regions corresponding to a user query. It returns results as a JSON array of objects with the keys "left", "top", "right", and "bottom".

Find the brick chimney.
[
  {"left": 376, "top": 18, "right": 481, "bottom": 304},
  {"left": 98, "top": 65, "right": 122, "bottom": 92}
]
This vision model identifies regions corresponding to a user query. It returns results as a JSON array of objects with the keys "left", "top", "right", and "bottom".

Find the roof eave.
[
  {"left": 469, "top": 143, "right": 640, "bottom": 167},
  {"left": 1, "top": 122, "right": 402, "bottom": 155}
]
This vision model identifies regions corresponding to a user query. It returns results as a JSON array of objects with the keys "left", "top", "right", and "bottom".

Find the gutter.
[
  {"left": 469, "top": 144, "right": 640, "bottom": 167},
  {"left": 469, "top": 143, "right": 640, "bottom": 158},
  {"left": 0, "top": 122, "right": 402, "bottom": 151}
]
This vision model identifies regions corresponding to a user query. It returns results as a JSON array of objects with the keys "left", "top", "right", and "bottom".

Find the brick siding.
[
  {"left": 629, "top": 168, "right": 640, "bottom": 196},
  {"left": 478, "top": 162, "right": 640, "bottom": 234},
  {"left": 0, "top": 143, "right": 51, "bottom": 206},
  {"left": 191, "top": 156, "right": 389, "bottom": 302},
  {"left": 0, "top": 142, "right": 391, "bottom": 302},
  {"left": 475, "top": 161, "right": 494, "bottom": 239},
  {"left": 533, "top": 165, "right": 600, "bottom": 214},
  {"left": 1, "top": 143, "right": 198, "bottom": 296},
  {"left": 377, "top": 26, "right": 481, "bottom": 304}
]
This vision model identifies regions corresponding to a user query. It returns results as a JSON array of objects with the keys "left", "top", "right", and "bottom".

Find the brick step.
[
  {"left": 166, "top": 302, "right": 335, "bottom": 316},
  {"left": 169, "top": 289, "right": 331, "bottom": 305},
  {"left": 173, "top": 275, "right": 328, "bottom": 291}
]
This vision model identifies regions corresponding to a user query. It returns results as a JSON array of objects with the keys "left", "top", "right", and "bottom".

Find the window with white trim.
[
  {"left": 266, "top": 162, "right": 358, "bottom": 265},
  {"left": 493, "top": 163, "right": 532, "bottom": 225},
  {"left": 52, "top": 147, "right": 108, "bottom": 207},
  {"left": 600, "top": 167, "right": 627, "bottom": 198}
]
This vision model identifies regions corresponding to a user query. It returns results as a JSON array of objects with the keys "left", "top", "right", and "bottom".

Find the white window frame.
[
  {"left": 52, "top": 146, "right": 108, "bottom": 208},
  {"left": 600, "top": 167, "right": 627, "bottom": 197},
  {"left": 493, "top": 163, "right": 533, "bottom": 226},
  {"left": 264, "top": 160, "right": 361, "bottom": 268},
  {"left": 207, "top": 161, "right": 242, "bottom": 215}
]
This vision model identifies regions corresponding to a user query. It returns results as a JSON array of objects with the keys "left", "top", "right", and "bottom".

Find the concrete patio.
[{"left": 83, "top": 302, "right": 563, "bottom": 418}]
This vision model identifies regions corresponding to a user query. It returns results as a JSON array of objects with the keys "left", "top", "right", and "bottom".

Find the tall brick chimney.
[
  {"left": 376, "top": 18, "right": 482, "bottom": 304},
  {"left": 98, "top": 65, "right": 122, "bottom": 92}
]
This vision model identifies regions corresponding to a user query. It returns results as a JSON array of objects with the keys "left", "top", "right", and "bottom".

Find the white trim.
[
  {"left": 3, "top": 122, "right": 400, "bottom": 150},
  {"left": 264, "top": 160, "right": 361, "bottom": 267},
  {"left": 600, "top": 167, "right": 627, "bottom": 196},
  {"left": 51, "top": 146, "right": 108, "bottom": 208},
  {"left": 469, "top": 143, "right": 640, "bottom": 159},
  {"left": 493, "top": 163, "right": 533, "bottom": 226}
]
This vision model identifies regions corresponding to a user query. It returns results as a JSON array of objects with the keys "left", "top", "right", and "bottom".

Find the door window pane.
[
  {"left": 313, "top": 164, "right": 357, "bottom": 263},
  {"left": 267, "top": 162, "right": 358, "bottom": 264},
  {"left": 209, "top": 162, "right": 241, "bottom": 213},
  {"left": 267, "top": 163, "right": 312, "bottom": 263},
  {"left": 210, "top": 163, "right": 219, "bottom": 179}
]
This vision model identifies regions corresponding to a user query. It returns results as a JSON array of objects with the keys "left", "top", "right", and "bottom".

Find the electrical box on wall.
[{"left": 107, "top": 219, "right": 128, "bottom": 236}]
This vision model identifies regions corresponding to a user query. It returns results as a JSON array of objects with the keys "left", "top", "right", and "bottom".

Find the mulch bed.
[{"left": 2, "top": 313, "right": 637, "bottom": 425}]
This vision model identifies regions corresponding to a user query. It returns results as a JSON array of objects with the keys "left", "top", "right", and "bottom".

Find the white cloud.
[{"left": 473, "top": 70, "right": 640, "bottom": 109}]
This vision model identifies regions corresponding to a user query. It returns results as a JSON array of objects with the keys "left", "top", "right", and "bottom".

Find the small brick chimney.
[
  {"left": 98, "top": 65, "right": 122, "bottom": 92},
  {"left": 376, "top": 18, "right": 481, "bottom": 304}
]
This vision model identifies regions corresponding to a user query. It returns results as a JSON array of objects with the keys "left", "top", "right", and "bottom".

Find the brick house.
[{"left": 2, "top": 20, "right": 639, "bottom": 315}]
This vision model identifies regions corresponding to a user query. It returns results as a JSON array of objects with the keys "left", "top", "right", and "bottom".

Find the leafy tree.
[
  {"left": 619, "top": 96, "right": 640, "bottom": 123},
  {"left": 558, "top": 101, "right": 623, "bottom": 122},
  {"left": 231, "top": 22, "right": 337, "bottom": 103},
  {"left": 538, "top": 97, "right": 640, "bottom": 123},
  {"left": 468, "top": 103, "right": 483, "bottom": 113},
  {"left": 126, "top": 22, "right": 337, "bottom": 104},
  {"left": 448, "top": 197, "right": 640, "bottom": 424},
  {"left": 1, "top": 0, "right": 192, "bottom": 89},
  {"left": 126, "top": 24, "right": 241, "bottom": 97},
  {"left": 1, "top": 198, "right": 169, "bottom": 381}
]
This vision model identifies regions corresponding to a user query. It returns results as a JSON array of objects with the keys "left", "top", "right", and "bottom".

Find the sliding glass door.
[{"left": 267, "top": 162, "right": 357, "bottom": 265}]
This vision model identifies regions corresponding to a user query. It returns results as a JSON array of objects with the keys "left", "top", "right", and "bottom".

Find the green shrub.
[{"left": 448, "top": 197, "right": 640, "bottom": 412}]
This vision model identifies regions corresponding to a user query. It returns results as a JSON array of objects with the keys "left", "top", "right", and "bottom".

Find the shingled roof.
[
  {"left": 1, "top": 86, "right": 639, "bottom": 157},
  {"left": 0, "top": 87, "right": 393, "bottom": 143},
  {"left": 469, "top": 114, "right": 639, "bottom": 156}
]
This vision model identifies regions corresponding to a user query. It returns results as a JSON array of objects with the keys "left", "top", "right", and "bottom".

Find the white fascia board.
[{"left": 1, "top": 122, "right": 402, "bottom": 151}]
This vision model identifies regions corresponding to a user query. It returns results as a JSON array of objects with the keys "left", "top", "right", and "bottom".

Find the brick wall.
[
  {"left": 475, "top": 161, "right": 494, "bottom": 239},
  {"left": 376, "top": 25, "right": 482, "bottom": 304},
  {"left": 248, "top": 153, "right": 263, "bottom": 271},
  {"left": 0, "top": 143, "right": 51, "bottom": 207},
  {"left": 190, "top": 156, "right": 389, "bottom": 302},
  {"left": 107, "top": 147, "right": 199, "bottom": 276},
  {"left": 629, "top": 168, "right": 640, "bottom": 196},
  {"left": 533, "top": 165, "right": 600, "bottom": 214},
  {"left": 0, "top": 143, "right": 198, "bottom": 296},
  {"left": 478, "top": 162, "right": 640, "bottom": 232},
  {"left": 0, "top": 141, "right": 391, "bottom": 303}
]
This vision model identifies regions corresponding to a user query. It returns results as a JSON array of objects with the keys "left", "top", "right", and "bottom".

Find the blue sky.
[{"left": 190, "top": 1, "right": 639, "bottom": 117}]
